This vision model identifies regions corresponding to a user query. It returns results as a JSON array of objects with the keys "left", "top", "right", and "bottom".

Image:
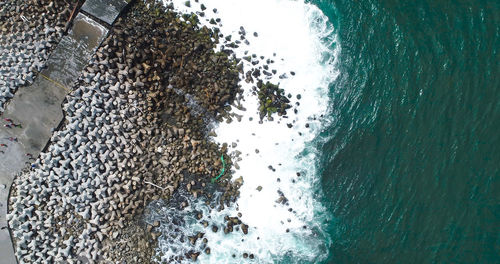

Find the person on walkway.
[
  {"left": 4, "top": 118, "right": 22, "bottom": 128},
  {"left": 7, "top": 137, "right": 18, "bottom": 142},
  {"left": 0, "top": 144, "right": 7, "bottom": 147}
]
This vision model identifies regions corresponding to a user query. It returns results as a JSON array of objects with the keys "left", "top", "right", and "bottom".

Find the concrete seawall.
[{"left": 0, "top": 1, "right": 127, "bottom": 262}]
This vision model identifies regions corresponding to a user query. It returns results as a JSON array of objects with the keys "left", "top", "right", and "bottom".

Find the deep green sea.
[
  {"left": 314, "top": 0, "right": 499, "bottom": 263},
  {"left": 154, "top": 1, "right": 498, "bottom": 262}
]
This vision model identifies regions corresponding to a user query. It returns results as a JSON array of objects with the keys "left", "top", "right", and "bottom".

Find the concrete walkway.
[{"left": 0, "top": 1, "right": 127, "bottom": 263}]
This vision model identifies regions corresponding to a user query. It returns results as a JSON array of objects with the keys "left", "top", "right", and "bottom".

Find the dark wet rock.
[
  {"left": 241, "top": 224, "right": 248, "bottom": 234},
  {"left": 276, "top": 190, "right": 289, "bottom": 205},
  {"left": 190, "top": 252, "right": 200, "bottom": 261},
  {"left": 239, "top": 26, "right": 246, "bottom": 36},
  {"left": 257, "top": 81, "right": 291, "bottom": 120}
]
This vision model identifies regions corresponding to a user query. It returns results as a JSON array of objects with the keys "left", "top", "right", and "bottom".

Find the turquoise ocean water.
[
  {"left": 314, "top": 0, "right": 499, "bottom": 263},
  {"left": 155, "top": 1, "right": 498, "bottom": 262}
]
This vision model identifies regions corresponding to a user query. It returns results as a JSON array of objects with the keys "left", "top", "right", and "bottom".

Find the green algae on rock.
[{"left": 257, "top": 81, "right": 291, "bottom": 120}]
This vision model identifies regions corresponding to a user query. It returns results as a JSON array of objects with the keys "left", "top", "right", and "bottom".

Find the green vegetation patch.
[{"left": 257, "top": 81, "right": 291, "bottom": 120}]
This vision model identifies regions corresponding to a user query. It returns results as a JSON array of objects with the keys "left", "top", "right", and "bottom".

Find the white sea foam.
[{"left": 155, "top": 0, "right": 340, "bottom": 262}]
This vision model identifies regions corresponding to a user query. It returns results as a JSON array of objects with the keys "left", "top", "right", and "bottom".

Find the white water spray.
[{"left": 154, "top": 0, "right": 340, "bottom": 262}]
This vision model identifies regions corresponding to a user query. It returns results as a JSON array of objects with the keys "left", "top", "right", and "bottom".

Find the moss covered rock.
[{"left": 257, "top": 81, "right": 291, "bottom": 120}]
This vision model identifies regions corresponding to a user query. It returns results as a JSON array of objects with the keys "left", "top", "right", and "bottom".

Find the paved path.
[{"left": 0, "top": 1, "right": 127, "bottom": 262}]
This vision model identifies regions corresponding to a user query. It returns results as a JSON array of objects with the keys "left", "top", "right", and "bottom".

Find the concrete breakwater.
[
  {"left": 7, "top": 0, "right": 248, "bottom": 262},
  {"left": 1, "top": 0, "right": 125, "bottom": 262},
  {"left": 0, "top": 0, "right": 70, "bottom": 113},
  {"left": 1, "top": 1, "right": 74, "bottom": 262}
]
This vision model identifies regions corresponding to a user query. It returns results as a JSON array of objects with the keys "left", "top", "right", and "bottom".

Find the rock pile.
[
  {"left": 0, "top": 0, "right": 71, "bottom": 112},
  {"left": 144, "top": 183, "right": 251, "bottom": 263},
  {"left": 256, "top": 81, "right": 291, "bottom": 120},
  {"left": 8, "top": 0, "right": 244, "bottom": 263}
]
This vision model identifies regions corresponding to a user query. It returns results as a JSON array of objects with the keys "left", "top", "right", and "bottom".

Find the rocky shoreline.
[
  {"left": 6, "top": 0, "right": 247, "bottom": 262},
  {"left": 0, "top": 0, "right": 71, "bottom": 113},
  {"left": 7, "top": 0, "right": 293, "bottom": 262}
]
